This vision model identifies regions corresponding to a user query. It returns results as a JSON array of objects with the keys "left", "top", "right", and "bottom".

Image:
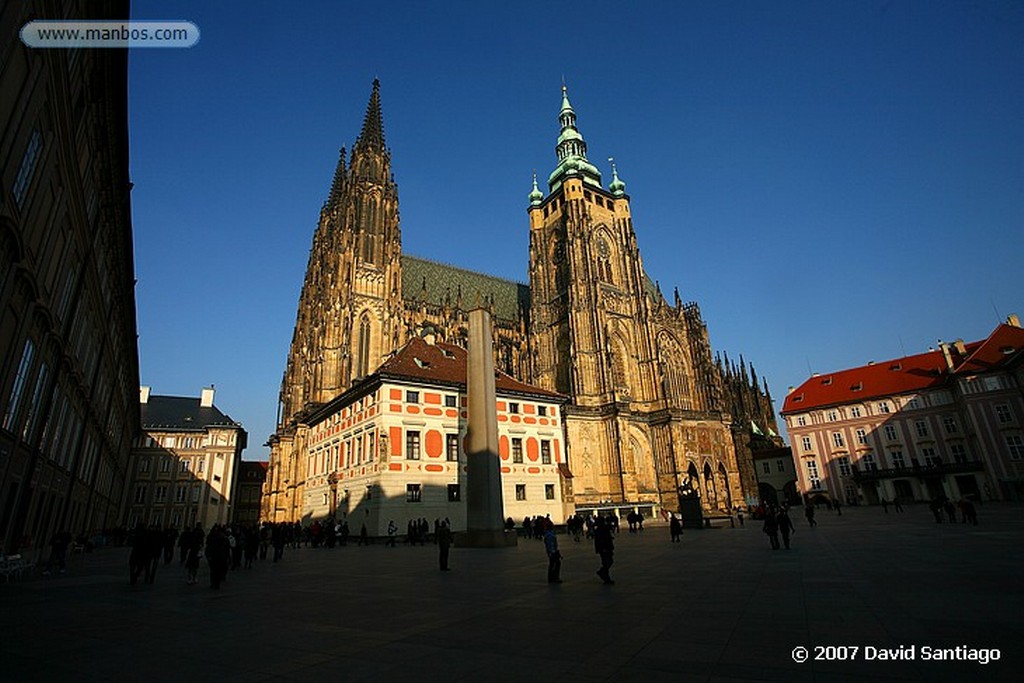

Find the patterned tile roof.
[
  {"left": 401, "top": 255, "right": 529, "bottom": 322},
  {"left": 379, "top": 337, "right": 565, "bottom": 400}
]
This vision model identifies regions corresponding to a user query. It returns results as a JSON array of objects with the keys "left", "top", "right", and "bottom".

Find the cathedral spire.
[
  {"left": 326, "top": 146, "right": 346, "bottom": 209},
  {"left": 547, "top": 83, "right": 602, "bottom": 191},
  {"left": 356, "top": 78, "right": 386, "bottom": 150}
]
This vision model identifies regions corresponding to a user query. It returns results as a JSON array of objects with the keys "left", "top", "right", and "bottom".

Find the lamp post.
[{"left": 328, "top": 473, "right": 338, "bottom": 519}]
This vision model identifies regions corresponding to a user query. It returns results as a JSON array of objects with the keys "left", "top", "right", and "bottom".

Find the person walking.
[
  {"left": 763, "top": 510, "right": 780, "bottom": 550},
  {"left": 669, "top": 514, "right": 683, "bottom": 543},
  {"left": 594, "top": 516, "right": 615, "bottom": 584},
  {"left": 386, "top": 520, "right": 397, "bottom": 547},
  {"left": 544, "top": 523, "right": 562, "bottom": 583},
  {"left": 804, "top": 503, "right": 817, "bottom": 527},
  {"left": 436, "top": 521, "right": 452, "bottom": 571},
  {"left": 205, "top": 525, "right": 230, "bottom": 590},
  {"left": 893, "top": 496, "right": 904, "bottom": 513},
  {"left": 183, "top": 523, "right": 204, "bottom": 585},
  {"left": 778, "top": 508, "right": 795, "bottom": 549}
]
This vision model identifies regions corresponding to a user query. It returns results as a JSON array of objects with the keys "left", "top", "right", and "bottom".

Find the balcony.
[{"left": 851, "top": 460, "right": 985, "bottom": 482}]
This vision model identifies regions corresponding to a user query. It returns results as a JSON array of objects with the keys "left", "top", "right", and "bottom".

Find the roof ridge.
[{"left": 402, "top": 253, "right": 527, "bottom": 287}]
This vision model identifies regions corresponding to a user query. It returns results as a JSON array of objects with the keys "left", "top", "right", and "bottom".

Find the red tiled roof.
[
  {"left": 378, "top": 337, "right": 565, "bottom": 400},
  {"left": 781, "top": 323, "right": 1024, "bottom": 414}
]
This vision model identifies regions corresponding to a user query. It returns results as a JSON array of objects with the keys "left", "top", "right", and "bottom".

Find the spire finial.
[
  {"left": 356, "top": 79, "right": 385, "bottom": 149},
  {"left": 528, "top": 169, "right": 543, "bottom": 207},
  {"left": 609, "top": 156, "right": 626, "bottom": 197}
]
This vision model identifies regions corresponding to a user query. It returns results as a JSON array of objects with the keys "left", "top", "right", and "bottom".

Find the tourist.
[
  {"left": 594, "top": 516, "right": 615, "bottom": 584},
  {"left": 763, "top": 509, "right": 780, "bottom": 550},
  {"left": 669, "top": 514, "right": 682, "bottom": 543},
  {"left": 778, "top": 508, "right": 795, "bottom": 549},
  {"left": 544, "top": 522, "right": 562, "bottom": 583},
  {"left": 437, "top": 521, "right": 452, "bottom": 571}
]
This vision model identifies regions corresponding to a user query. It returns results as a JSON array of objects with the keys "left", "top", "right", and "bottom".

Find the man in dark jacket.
[{"left": 594, "top": 516, "right": 615, "bottom": 584}]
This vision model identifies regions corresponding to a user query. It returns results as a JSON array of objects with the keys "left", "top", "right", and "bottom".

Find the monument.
[{"left": 460, "top": 306, "right": 517, "bottom": 547}]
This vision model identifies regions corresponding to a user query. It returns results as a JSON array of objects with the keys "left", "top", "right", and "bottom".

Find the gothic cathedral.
[{"left": 263, "top": 81, "right": 776, "bottom": 522}]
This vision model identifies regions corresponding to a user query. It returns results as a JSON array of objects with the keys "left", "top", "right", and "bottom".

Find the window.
[
  {"left": 175, "top": 486, "right": 187, "bottom": 503},
  {"left": 761, "top": 462, "right": 771, "bottom": 474},
  {"left": 541, "top": 440, "right": 551, "bottom": 464},
  {"left": 776, "top": 459, "right": 785, "bottom": 472},
  {"left": 213, "top": 474, "right": 221, "bottom": 483},
  {"left": 806, "top": 461, "right": 821, "bottom": 490},
  {"left": 192, "top": 484, "right": 201, "bottom": 503},
  {"left": 827, "top": 410, "right": 838, "bottom": 422},
  {"left": 155, "top": 485, "right": 167, "bottom": 503},
  {"left": 837, "top": 456, "right": 851, "bottom": 477},
  {"left": 3, "top": 339, "right": 35, "bottom": 431},
  {"left": 891, "top": 450, "right": 905, "bottom": 469},
  {"left": 447, "top": 484, "right": 460, "bottom": 502},
  {"left": 878, "top": 402, "right": 891, "bottom": 414},
  {"left": 801, "top": 436, "right": 812, "bottom": 452},
  {"left": 907, "top": 397, "right": 921, "bottom": 410},
  {"left": 984, "top": 377, "right": 1003, "bottom": 391},
  {"left": 884, "top": 425, "right": 898, "bottom": 441},
  {"left": 844, "top": 484, "right": 857, "bottom": 504},
  {"left": 922, "top": 447, "right": 940, "bottom": 466},
  {"left": 943, "top": 416, "right": 958, "bottom": 434},
  {"left": 406, "top": 430, "right": 421, "bottom": 460},
  {"left": 163, "top": 436, "right": 175, "bottom": 448},
  {"left": 996, "top": 405, "right": 1013, "bottom": 424},
  {"left": 406, "top": 484, "right": 422, "bottom": 502},
  {"left": 160, "top": 458, "right": 171, "bottom": 473},
  {"left": 444, "top": 395, "right": 457, "bottom": 408},
  {"left": 950, "top": 443, "right": 967, "bottom": 463},
  {"left": 515, "top": 484, "right": 526, "bottom": 501},
  {"left": 915, "top": 420, "right": 928, "bottom": 438},
  {"left": 509, "top": 402, "right": 520, "bottom": 414},
  {"left": 406, "top": 390, "right": 419, "bottom": 404},
  {"left": 832, "top": 432, "right": 845, "bottom": 448},
  {"left": 512, "top": 438, "right": 523, "bottom": 463},
  {"left": 538, "top": 406, "right": 547, "bottom": 416},
  {"left": 856, "top": 429, "right": 867, "bottom": 445},
  {"left": 197, "top": 459, "right": 205, "bottom": 473},
  {"left": 446, "top": 434, "right": 459, "bottom": 461},
  {"left": 139, "top": 458, "right": 151, "bottom": 473},
  {"left": 861, "top": 453, "right": 877, "bottom": 471},
  {"left": 13, "top": 129, "right": 42, "bottom": 208},
  {"left": 1007, "top": 435, "right": 1024, "bottom": 461},
  {"left": 545, "top": 484, "right": 555, "bottom": 500},
  {"left": 134, "top": 485, "right": 147, "bottom": 504},
  {"left": 180, "top": 460, "right": 190, "bottom": 473},
  {"left": 850, "top": 406, "right": 862, "bottom": 418},
  {"left": 797, "top": 416, "right": 807, "bottom": 427}
]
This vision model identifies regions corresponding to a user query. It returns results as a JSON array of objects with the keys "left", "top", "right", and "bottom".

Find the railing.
[{"left": 851, "top": 460, "right": 984, "bottom": 481}]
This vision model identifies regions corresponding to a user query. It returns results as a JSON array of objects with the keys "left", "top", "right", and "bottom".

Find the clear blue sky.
[{"left": 127, "top": 1, "right": 1024, "bottom": 460}]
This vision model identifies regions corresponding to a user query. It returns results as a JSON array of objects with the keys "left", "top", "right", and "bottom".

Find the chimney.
[
  {"left": 139, "top": 386, "right": 151, "bottom": 404},
  {"left": 423, "top": 332, "right": 436, "bottom": 346},
  {"left": 938, "top": 341, "right": 954, "bottom": 371},
  {"left": 200, "top": 386, "right": 215, "bottom": 408},
  {"left": 953, "top": 339, "right": 967, "bottom": 356},
  {"left": 1008, "top": 314, "right": 1021, "bottom": 328}
]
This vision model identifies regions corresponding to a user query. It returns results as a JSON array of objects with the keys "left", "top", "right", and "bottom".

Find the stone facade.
[
  {"left": 264, "top": 82, "right": 777, "bottom": 522},
  {"left": 0, "top": 0, "right": 139, "bottom": 557}
]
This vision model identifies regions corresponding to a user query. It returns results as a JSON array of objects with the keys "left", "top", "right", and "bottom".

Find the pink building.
[{"left": 781, "top": 317, "right": 1024, "bottom": 505}]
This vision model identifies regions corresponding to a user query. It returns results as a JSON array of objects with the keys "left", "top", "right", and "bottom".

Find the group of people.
[
  {"left": 928, "top": 497, "right": 979, "bottom": 525},
  {"left": 762, "top": 506, "right": 797, "bottom": 550},
  {"left": 538, "top": 513, "right": 616, "bottom": 585}
]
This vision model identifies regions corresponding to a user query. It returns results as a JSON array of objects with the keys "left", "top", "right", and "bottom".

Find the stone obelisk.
[{"left": 461, "top": 306, "right": 516, "bottom": 547}]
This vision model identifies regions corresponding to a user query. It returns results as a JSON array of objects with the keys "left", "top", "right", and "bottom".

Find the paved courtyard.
[{"left": 2, "top": 503, "right": 1022, "bottom": 682}]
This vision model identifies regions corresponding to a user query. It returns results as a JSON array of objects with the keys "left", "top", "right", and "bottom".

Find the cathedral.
[{"left": 262, "top": 80, "right": 778, "bottom": 523}]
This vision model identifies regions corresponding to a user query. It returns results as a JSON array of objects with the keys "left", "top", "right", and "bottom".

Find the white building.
[
  {"left": 127, "top": 387, "right": 247, "bottom": 529},
  {"left": 294, "top": 337, "right": 570, "bottom": 533}
]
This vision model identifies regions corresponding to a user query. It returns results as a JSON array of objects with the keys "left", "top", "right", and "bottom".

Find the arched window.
[
  {"left": 595, "top": 236, "right": 613, "bottom": 283},
  {"left": 356, "top": 314, "right": 371, "bottom": 378}
]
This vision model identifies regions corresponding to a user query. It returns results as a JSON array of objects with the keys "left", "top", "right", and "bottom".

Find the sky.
[{"left": 126, "top": 1, "right": 1024, "bottom": 461}]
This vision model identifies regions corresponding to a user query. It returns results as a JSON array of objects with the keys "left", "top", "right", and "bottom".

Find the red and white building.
[
  {"left": 298, "top": 337, "right": 570, "bottom": 533},
  {"left": 781, "top": 317, "right": 1024, "bottom": 505}
]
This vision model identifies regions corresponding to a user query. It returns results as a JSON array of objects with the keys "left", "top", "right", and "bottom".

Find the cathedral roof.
[
  {"left": 378, "top": 337, "right": 565, "bottom": 400},
  {"left": 401, "top": 255, "right": 529, "bottom": 322}
]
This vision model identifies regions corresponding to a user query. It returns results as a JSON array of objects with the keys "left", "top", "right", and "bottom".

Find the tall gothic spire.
[
  {"left": 326, "top": 145, "right": 346, "bottom": 209},
  {"left": 547, "top": 84, "right": 602, "bottom": 191},
  {"left": 356, "top": 78, "right": 386, "bottom": 150}
]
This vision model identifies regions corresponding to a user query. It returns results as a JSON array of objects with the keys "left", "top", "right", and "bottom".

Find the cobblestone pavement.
[{"left": 3, "top": 503, "right": 1021, "bottom": 682}]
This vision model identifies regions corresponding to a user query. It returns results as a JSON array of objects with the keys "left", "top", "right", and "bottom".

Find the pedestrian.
[
  {"left": 144, "top": 524, "right": 162, "bottom": 584},
  {"left": 881, "top": 498, "right": 889, "bottom": 513},
  {"left": 669, "top": 514, "right": 682, "bottom": 543},
  {"left": 893, "top": 496, "right": 904, "bottom": 513},
  {"left": 205, "top": 524, "right": 230, "bottom": 590},
  {"left": 833, "top": 500, "right": 842, "bottom": 516},
  {"left": 183, "top": 523, "right": 204, "bottom": 585},
  {"left": 386, "top": 520, "right": 397, "bottom": 547},
  {"left": 128, "top": 522, "right": 148, "bottom": 584},
  {"left": 43, "top": 529, "right": 72, "bottom": 576},
  {"left": 804, "top": 503, "right": 817, "bottom": 527},
  {"left": 736, "top": 507, "right": 744, "bottom": 527},
  {"left": 763, "top": 509, "right": 780, "bottom": 550},
  {"left": 594, "top": 516, "right": 615, "bottom": 584},
  {"left": 544, "top": 523, "right": 562, "bottom": 583},
  {"left": 437, "top": 521, "right": 452, "bottom": 571},
  {"left": 358, "top": 522, "right": 369, "bottom": 546},
  {"left": 778, "top": 508, "right": 795, "bottom": 549}
]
